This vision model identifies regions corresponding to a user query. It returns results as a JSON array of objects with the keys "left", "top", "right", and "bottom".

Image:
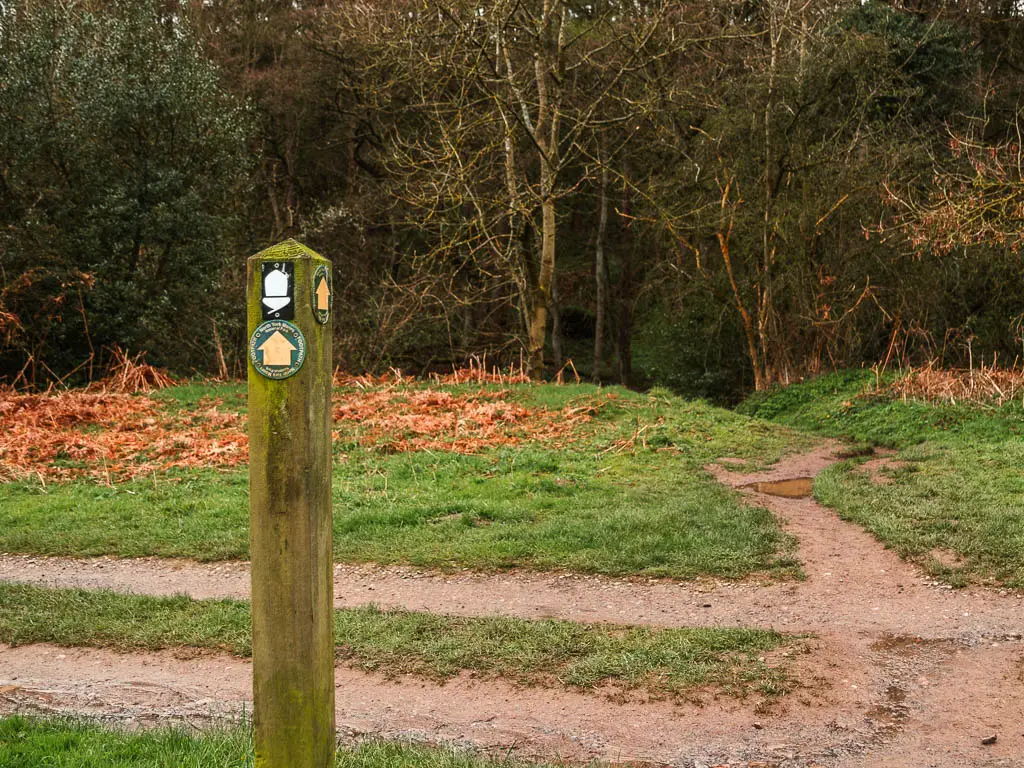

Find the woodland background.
[{"left": 3, "top": 0, "right": 1024, "bottom": 402}]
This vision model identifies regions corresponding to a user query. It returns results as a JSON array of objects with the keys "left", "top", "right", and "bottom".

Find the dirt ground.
[{"left": 1, "top": 442, "right": 1022, "bottom": 767}]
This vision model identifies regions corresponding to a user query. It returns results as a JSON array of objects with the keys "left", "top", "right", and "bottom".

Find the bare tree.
[
  {"left": 647, "top": 0, "right": 907, "bottom": 389},
  {"left": 328, "top": 0, "right": 678, "bottom": 378},
  {"left": 593, "top": 141, "right": 610, "bottom": 383},
  {"left": 892, "top": 107, "right": 1024, "bottom": 256}
]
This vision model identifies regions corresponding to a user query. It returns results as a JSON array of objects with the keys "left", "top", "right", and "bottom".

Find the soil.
[{"left": 1, "top": 441, "right": 1023, "bottom": 767}]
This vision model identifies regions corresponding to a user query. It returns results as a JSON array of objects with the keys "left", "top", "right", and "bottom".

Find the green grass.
[
  {"left": 0, "top": 471, "right": 251, "bottom": 560},
  {"left": 815, "top": 443, "right": 1024, "bottom": 587},
  {"left": 148, "top": 380, "right": 247, "bottom": 413},
  {"left": 0, "top": 382, "right": 816, "bottom": 579},
  {"left": 0, "top": 716, "right": 565, "bottom": 768},
  {"left": 743, "top": 371, "right": 1024, "bottom": 587},
  {"left": 0, "top": 582, "right": 795, "bottom": 698},
  {"left": 737, "top": 369, "right": 1024, "bottom": 447}
]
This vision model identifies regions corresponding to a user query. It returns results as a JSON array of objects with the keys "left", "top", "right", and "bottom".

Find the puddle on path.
[
  {"left": 869, "top": 633, "right": 957, "bottom": 654},
  {"left": 745, "top": 477, "right": 814, "bottom": 498}
]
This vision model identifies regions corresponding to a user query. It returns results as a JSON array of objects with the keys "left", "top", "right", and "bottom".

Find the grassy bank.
[
  {"left": 0, "top": 716, "right": 556, "bottom": 768},
  {"left": 742, "top": 371, "right": 1024, "bottom": 587},
  {"left": 0, "top": 381, "right": 814, "bottom": 579},
  {"left": 0, "top": 582, "right": 795, "bottom": 698}
]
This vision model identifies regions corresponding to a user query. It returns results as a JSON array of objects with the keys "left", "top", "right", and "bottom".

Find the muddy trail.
[{"left": 1, "top": 444, "right": 1023, "bottom": 767}]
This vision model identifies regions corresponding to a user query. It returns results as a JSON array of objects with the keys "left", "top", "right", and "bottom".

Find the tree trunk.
[
  {"left": 551, "top": 278, "right": 563, "bottom": 372},
  {"left": 526, "top": 0, "right": 563, "bottom": 381},
  {"left": 499, "top": 96, "right": 531, "bottom": 345},
  {"left": 756, "top": 0, "right": 783, "bottom": 390},
  {"left": 593, "top": 158, "right": 609, "bottom": 384},
  {"left": 528, "top": 192, "right": 556, "bottom": 378},
  {"left": 717, "top": 229, "right": 766, "bottom": 391},
  {"left": 616, "top": 241, "right": 634, "bottom": 387}
]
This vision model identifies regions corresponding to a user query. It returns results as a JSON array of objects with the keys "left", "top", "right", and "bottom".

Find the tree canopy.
[
  {"left": 0, "top": 0, "right": 251, "bottom": 383},
  {"left": 3, "top": 0, "right": 1024, "bottom": 397}
]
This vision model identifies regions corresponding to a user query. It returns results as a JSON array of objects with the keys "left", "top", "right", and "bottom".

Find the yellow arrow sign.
[
  {"left": 315, "top": 276, "right": 331, "bottom": 311},
  {"left": 258, "top": 330, "right": 297, "bottom": 367}
]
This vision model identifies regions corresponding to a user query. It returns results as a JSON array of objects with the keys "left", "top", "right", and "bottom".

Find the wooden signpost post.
[{"left": 247, "top": 239, "right": 334, "bottom": 768}]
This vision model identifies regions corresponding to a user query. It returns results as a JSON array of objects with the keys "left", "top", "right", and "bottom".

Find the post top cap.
[{"left": 250, "top": 238, "right": 329, "bottom": 264}]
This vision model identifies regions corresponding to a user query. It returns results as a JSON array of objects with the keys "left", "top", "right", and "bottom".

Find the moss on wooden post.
[{"left": 247, "top": 239, "right": 335, "bottom": 768}]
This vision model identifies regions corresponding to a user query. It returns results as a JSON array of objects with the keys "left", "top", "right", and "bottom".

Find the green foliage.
[
  {"left": 0, "top": 0, "right": 252, "bottom": 382},
  {"left": 632, "top": 295, "right": 751, "bottom": 404},
  {"left": 840, "top": 0, "right": 976, "bottom": 121},
  {"left": 0, "top": 583, "right": 795, "bottom": 698},
  {"left": 0, "top": 0, "right": 1016, "bottom": 398},
  {"left": 631, "top": 0, "right": 1000, "bottom": 397},
  {"left": 816, "top": 443, "right": 1024, "bottom": 588},
  {"left": 335, "top": 606, "right": 792, "bottom": 696},
  {"left": 0, "top": 471, "right": 252, "bottom": 560},
  {"left": 0, "top": 583, "right": 252, "bottom": 655},
  {"left": 150, "top": 380, "right": 248, "bottom": 412},
  {"left": 330, "top": 448, "right": 799, "bottom": 578}
]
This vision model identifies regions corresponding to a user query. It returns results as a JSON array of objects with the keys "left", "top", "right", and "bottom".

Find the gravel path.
[{"left": 1, "top": 443, "right": 1022, "bottom": 767}]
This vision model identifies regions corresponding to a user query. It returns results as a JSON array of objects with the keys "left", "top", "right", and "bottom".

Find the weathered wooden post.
[{"left": 247, "top": 239, "right": 334, "bottom": 768}]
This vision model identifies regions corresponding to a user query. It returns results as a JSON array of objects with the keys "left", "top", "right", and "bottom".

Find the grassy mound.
[{"left": 742, "top": 370, "right": 1024, "bottom": 587}]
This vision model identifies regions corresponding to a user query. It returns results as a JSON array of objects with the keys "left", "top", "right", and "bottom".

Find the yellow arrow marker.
[
  {"left": 258, "top": 331, "right": 297, "bottom": 367},
  {"left": 315, "top": 277, "right": 331, "bottom": 311}
]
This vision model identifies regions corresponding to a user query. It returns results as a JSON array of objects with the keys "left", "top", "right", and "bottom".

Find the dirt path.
[
  {"left": 1, "top": 443, "right": 1022, "bottom": 766},
  {"left": 707, "top": 443, "right": 1024, "bottom": 642},
  {"left": 0, "top": 636, "right": 970, "bottom": 768},
  {"left": 1, "top": 636, "right": 1020, "bottom": 767},
  {"left": 1, "top": 551, "right": 1019, "bottom": 640}
]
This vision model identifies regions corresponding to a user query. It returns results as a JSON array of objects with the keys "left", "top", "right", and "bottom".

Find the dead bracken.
[
  {"left": 97, "top": 346, "right": 177, "bottom": 394},
  {"left": 0, "top": 389, "right": 247, "bottom": 482},
  {"left": 333, "top": 387, "right": 594, "bottom": 454},
  {"left": 335, "top": 360, "right": 531, "bottom": 388},
  {"left": 883, "top": 361, "right": 1024, "bottom": 405},
  {"left": 0, "top": 374, "right": 595, "bottom": 480}
]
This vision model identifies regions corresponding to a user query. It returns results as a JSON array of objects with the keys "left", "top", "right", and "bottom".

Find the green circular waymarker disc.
[{"left": 249, "top": 320, "right": 306, "bottom": 379}]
